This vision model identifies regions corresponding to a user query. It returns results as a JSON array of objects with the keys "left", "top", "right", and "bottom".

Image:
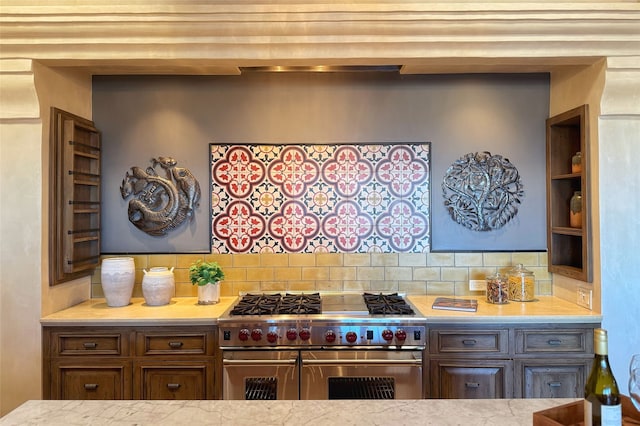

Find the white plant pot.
[
  {"left": 142, "top": 267, "right": 175, "bottom": 306},
  {"left": 198, "top": 282, "right": 220, "bottom": 305},
  {"left": 100, "top": 257, "right": 135, "bottom": 307}
]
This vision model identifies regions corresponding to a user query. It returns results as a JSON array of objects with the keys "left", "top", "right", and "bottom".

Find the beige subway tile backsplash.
[{"left": 92, "top": 251, "right": 553, "bottom": 298}]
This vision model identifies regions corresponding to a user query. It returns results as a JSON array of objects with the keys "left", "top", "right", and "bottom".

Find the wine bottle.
[{"left": 584, "top": 328, "right": 622, "bottom": 426}]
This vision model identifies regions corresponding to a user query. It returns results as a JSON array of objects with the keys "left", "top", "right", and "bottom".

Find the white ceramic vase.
[
  {"left": 100, "top": 257, "right": 135, "bottom": 307},
  {"left": 198, "top": 282, "right": 220, "bottom": 305},
  {"left": 142, "top": 267, "right": 175, "bottom": 306}
]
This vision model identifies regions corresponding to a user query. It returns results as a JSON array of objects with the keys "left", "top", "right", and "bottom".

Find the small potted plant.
[{"left": 189, "top": 260, "right": 225, "bottom": 305}]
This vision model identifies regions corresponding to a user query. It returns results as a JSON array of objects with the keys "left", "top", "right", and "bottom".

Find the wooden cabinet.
[
  {"left": 430, "top": 359, "right": 511, "bottom": 399},
  {"left": 428, "top": 326, "right": 512, "bottom": 398},
  {"left": 426, "top": 323, "right": 597, "bottom": 399},
  {"left": 546, "top": 104, "right": 592, "bottom": 282},
  {"left": 43, "top": 326, "right": 217, "bottom": 400},
  {"left": 513, "top": 326, "right": 594, "bottom": 398},
  {"left": 49, "top": 108, "right": 102, "bottom": 286},
  {"left": 133, "top": 328, "right": 215, "bottom": 399}
]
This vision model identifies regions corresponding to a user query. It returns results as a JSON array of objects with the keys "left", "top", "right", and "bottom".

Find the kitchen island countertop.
[{"left": 0, "top": 398, "right": 577, "bottom": 425}]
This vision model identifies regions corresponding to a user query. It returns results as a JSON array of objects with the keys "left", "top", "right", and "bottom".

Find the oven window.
[
  {"left": 245, "top": 377, "right": 278, "bottom": 400},
  {"left": 328, "top": 377, "right": 395, "bottom": 399}
]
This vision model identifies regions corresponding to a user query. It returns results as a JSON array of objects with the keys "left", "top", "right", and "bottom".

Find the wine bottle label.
[{"left": 600, "top": 404, "right": 621, "bottom": 426}]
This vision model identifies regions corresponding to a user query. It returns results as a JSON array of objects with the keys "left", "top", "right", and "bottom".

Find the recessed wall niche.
[{"left": 93, "top": 72, "right": 548, "bottom": 253}]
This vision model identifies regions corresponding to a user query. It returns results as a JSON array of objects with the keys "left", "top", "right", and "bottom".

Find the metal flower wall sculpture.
[
  {"left": 442, "top": 151, "right": 524, "bottom": 231},
  {"left": 120, "top": 156, "right": 201, "bottom": 236}
]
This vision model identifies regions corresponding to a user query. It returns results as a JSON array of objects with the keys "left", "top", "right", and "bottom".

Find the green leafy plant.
[{"left": 189, "top": 260, "right": 225, "bottom": 286}]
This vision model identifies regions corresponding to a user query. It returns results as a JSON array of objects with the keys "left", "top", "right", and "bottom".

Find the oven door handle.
[
  {"left": 302, "top": 358, "right": 422, "bottom": 366},
  {"left": 223, "top": 358, "right": 298, "bottom": 366}
]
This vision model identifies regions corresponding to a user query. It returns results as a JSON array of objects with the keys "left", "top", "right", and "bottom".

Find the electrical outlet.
[
  {"left": 577, "top": 287, "right": 593, "bottom": 310},
  {"left": 469, "top": 280, "right": 486, "bottom": 291}
]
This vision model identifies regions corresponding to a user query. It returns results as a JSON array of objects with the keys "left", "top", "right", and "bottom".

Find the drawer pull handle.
[
  {"left": 84, "top": 383, "right": 98, "bottom": 390},
  {"left": 168, "top": 341, "right": 184, "bottom": 349},
  {"left": 462, "top": 339, "right": 477, "bottom": 346},
  {"left": 167, "top": 383, "right": 181, "bottom": 390},
  {"left": 82, "top": 342, "right": 97, "bottom": 349},
  {"left": 548, "top": 382, "right": 562, "bottom": 388},
  {"left": 547, "top": 339, "right": 562, "bottom": 346},
  {"left": 465, "top": 382, "right": 480, "bottom": 388}
]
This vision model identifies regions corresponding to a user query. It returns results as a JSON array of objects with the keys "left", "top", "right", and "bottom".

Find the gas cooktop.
[
  {"left": 218, "top": 292, "right": 426, "bottom": 348},
  {"left": 227, "top": 292, "right": 415, "bottom": 317}
]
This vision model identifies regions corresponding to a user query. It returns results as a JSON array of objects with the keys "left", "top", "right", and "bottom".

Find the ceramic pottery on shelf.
[
  {"left": 100, "top": 257, "right": 135, "bottom": 307},
  {"left": 142, "top": 267, "right": 175, "bottom": 306},
  {"left": 198, "top": 282, "right": 220, "bottom": 305}
]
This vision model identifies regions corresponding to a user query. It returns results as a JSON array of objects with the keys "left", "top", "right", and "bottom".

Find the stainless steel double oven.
[{"left": 219, "top": 293, "right": 426, "bottom": 400}]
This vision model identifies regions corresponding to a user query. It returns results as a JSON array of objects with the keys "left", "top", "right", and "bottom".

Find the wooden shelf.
[
  {"left": 49, "top": 108, "right": 102, "bottom": 285},
  {"left": 545, "top": 105, "right": 592, "bottom": 282}
]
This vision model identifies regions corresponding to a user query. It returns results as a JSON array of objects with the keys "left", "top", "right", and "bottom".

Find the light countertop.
[
  {"left": 0, "top": 398, "right": 577, "bottom": 425},
  {"left": 408, "top": 295, "right": 602, "bottom": 324},
  {"left": 40, "top": 297, "right": 237, "bottom": 326},
  {"left": 40, "top": 295, "right": 602, "bottom": 326}
]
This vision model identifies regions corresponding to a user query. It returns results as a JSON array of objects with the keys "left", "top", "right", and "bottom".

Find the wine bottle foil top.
[{"left": 594, "top": 328, "right": 609, "bottom": 355}]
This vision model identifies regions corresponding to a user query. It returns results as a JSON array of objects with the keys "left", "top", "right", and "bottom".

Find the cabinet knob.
[
  {"left": 168, "top": 341, "right": 184, "bottom": 349},
  {"left": 547, "top": 339, "right": 562, "bottom": 346},
  {"left": 84, "top": 383, "right": 98, "bottom": 390},
  {"left": 82, "top": 342, "right": 97, "bottom": 349},
  {"left": 465, "top": 382, "right": 480, "bottom": 388},
  {"left": 548, "top": 381, "right": 562, "bottom": 388},
  {"left": 167, "top": 383, "right": 181, "bottom": 390},
  {"left": 462, "top": 339, "right": 477, "bottom": 346}
]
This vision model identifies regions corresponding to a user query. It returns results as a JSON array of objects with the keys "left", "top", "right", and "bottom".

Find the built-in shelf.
[
  {"left": 546, "top": 104, "right": 592, "bottom": 282},
  {"left": 49, "top": 108, "right": 102, "bottom": 285}
]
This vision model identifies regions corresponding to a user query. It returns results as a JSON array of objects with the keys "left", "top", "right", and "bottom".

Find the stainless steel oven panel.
[
  {"left": 299, "top": 350, "right": 423, "bottom": 400},
  {"left": 222, "top": 350, "right": 299, "bottom": 400}
]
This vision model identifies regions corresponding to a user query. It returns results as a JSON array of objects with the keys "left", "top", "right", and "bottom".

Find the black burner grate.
[
  {"left": 230, "top": 293, "right": 321, "bottom": 315},
  {"left": 363, "top": 292, "right": 415, "bottom": 315}
]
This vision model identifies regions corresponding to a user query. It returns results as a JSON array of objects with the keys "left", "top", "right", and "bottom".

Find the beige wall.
[
  {"left": 549, "top": 60, "right": 606, "bottom": 311},
  {"left": 0, "top": 61, "right": 92, "bottom": 415}
]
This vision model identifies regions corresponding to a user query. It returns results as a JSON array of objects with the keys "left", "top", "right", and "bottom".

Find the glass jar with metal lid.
[
  {"left": 507, "top": 263, "right": 536, "bottom": 302},
  {"left": 486, "top": 272, "right": 509, "bottom": 304}
]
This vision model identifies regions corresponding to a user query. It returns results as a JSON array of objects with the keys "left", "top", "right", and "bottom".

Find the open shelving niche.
[{"left": 546, "top": 104, "right": 592, "bottom": 282}]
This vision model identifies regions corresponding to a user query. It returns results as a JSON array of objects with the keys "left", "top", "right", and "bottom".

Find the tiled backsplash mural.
[
  {"left": 91, "top": 252, "right": 552, "bottom": 299},
  {"left": 210, "top": 143, "right": 431, "bottom": 253}
]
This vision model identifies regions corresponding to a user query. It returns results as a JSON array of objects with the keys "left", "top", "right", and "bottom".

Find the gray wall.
[{"left": 93, "top": 72, "right": 549, "bottom": 253}]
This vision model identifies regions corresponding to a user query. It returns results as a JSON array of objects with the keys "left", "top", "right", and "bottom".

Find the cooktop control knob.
[
  {"left": 286, "top": 328, "right": 298, "bottom": 341},
  {"left": 395, "top": 329, "right": 407, "bottom": 341},
  {"left": 381, "top": 329, "right": 394, "bottom": 341},
  {"left": 325, "top": 330, "right": 337, "bottom": 343},
  {"left": 345, "top": 331, "right": 358, "bottom": 343},
  {"left": 251, "top": 329, "right": 263, "bottom": 341},
  {"left": 239, "top": 329, "right": 250, "bottom": 341},
  {"left": 266, "top": 331, "right": 278, "bottom": 344},
  {"left": 299, "top": 328, "right": 311, "bottom": 341}
]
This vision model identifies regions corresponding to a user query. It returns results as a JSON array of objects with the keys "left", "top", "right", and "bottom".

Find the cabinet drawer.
[
  {"left": 516, "top": 329, "right": 592, "bottom": 354},
  {"left": 134, "top": 361, "right": 212, "bottom": 399},
  {"left": 429, "top": 328, "right": 509, "bottom": 355},
  {"left": 54, "top": 332, "right": 127, "bottom": 356},
  {"left": 136, "top": 331, "right": 213, "bottom": 356},
  {"left": 51, "top": 360, "right": 132, "bottom": 399}
]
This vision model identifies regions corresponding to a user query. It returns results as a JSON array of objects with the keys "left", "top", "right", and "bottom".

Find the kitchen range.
[{"left": 218, "top": 292, "right": 426, "bottom": 400}]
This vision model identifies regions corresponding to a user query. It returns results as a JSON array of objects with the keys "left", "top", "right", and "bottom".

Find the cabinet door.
[
  {"left": 51, "top": 360, "right": 131, "bottom": 400},
  {"left": 430, "top": 359, "right": 512, "bottom": 399},
  {"left": 515, "top": 359, "right": 590, "bottom": 398},
  {"left": 134, "top": 361, "right": 213, "bottom": 400}
]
